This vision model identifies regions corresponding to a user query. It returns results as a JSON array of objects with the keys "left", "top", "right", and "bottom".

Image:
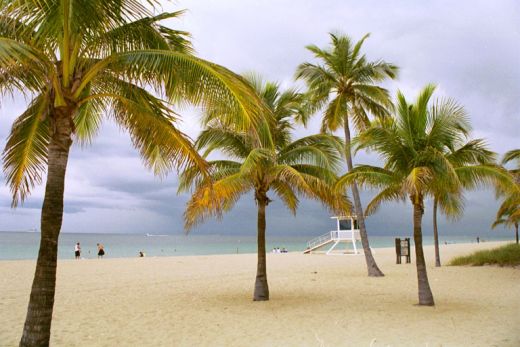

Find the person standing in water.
[
  {"left": 74, "top": 242, "right": 81, "bottom": 259},
  {"left": 97, "top": 243, "right": 105, "bottom": 259}
]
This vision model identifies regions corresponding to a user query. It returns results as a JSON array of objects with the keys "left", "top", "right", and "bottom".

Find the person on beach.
[
  {"left": 477, "top": 236, "right": 480, "bottom": 243},
  {"left": 74, "top": 242, "right": 81, "bottom": 259},
  {"left": 97, "top": 243, "right": 105, "bottom": 258}
]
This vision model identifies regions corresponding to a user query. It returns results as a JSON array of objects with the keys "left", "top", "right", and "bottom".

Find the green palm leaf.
[
  {"left": 181, "top": 74, "right": 350, "bottom": 230},
  {"left": 77, "top": 50, "right": 266, "bottom": 131},
  {"left": 3, "top": 93, "right": 50, "bottom": 206}
]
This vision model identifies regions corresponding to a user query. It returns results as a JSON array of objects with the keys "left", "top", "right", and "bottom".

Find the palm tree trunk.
[
  {"left": 515, "top": 222, "right": 518, "bottom": 244},
  {"left": 433, "top": 197, "right": 441, "bottom": 267},
  {"left": 343, "top": 115, "right": 384, "bottom": 277},
  {"left": 253, "top": 189, "right": 269, "bottom": 301},
  {"left": 20, "top": 107, "right": 74, "bottom": 347},
  {"left": 412, "top": 199, "right": 435, "bottom": 306}
]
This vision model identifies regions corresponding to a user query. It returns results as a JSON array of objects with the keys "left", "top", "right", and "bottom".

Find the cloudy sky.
[{"left": 0, "top": 0, "right": 519, "bottom": 238}]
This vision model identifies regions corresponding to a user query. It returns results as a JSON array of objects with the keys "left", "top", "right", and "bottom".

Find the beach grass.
[{"left": 449, "top": 243, "right": 520, "bottom": 267}]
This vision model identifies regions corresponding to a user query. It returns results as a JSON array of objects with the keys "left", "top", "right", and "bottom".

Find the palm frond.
[
  {"left": 455, "top": 165, "right": 517, "bottom": 193},
  {"left": 195, "top": 127, "right": 251, "bottom": 159},
  {"left": 2, "top": 93, "right": 50, "bottom": 206},
  {"left": 85, "top": 10, "right": 192, "bottom": 57},
  {"left": 502, "top": 149, "right": 520, "bottom": 169},
  {"left": 435, "top": 191, "right": 465, "bottom": 221},
  {"left": 321, "top": 94, "right": 346, "bottom": 132},
  {"left": 271, "top": 181, "right": 299, "bottom": 214},
  {"left": 73, "top": 85, "right": 105, "bottom": 145},
  {"left": 446, "top": 139, "right": 496, "bottom": 167},
  {"left": 0, "top": 37, "right": 52, "bottom": 96},
  {"left": 78, "top": 50, "right": 266, "bottom": 133},
  {"left": 239, "top": 148, "right": 272, "bottom": 176},
  {"left": 335, "top": 165, "right": 397, "bottom": 192},
  {"left": 365, "top": 185, "right": 405, "bottom": 216},
  {"left": 299, "top": 171, "right": 352, "bottom": 214},
  {"left": 184, "top": 173, "right": 252, "bottom": 230},
  {"left": 403, "top": 167, "right": 433, "bottom": 198},
  {"left": 90, "top": 81, "right": 208, "bottom": 175},
  {"left": 492, "top": 192, "right": 520, "bottom": 229},
  {"left": 279, "top": 134, "right": 343, "bottom": 172}
]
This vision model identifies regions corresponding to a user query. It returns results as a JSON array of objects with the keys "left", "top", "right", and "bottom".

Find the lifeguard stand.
[{"left": 303, "top": 216, "right": 362, "bottom": 255}]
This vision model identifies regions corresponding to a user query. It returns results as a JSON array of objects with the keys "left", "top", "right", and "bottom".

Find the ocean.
[{"left": 0, "top": 231, "right": 514, "bottom": 260}]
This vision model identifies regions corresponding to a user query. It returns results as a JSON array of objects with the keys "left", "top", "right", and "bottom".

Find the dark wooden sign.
[{"left": 395, "top": 237, "right": 411, "bottom": 264}]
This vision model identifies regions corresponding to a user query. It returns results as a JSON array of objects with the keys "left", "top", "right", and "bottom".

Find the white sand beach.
[{"left": 1, "top": 241, "right": 519, "bottom": 347}]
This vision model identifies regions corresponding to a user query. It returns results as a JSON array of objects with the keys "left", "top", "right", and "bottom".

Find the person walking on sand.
[
  {"left": 97, "top": 243, "right": 105, "bottom": 259},
  {"left": 74, "top": 242, "right": 81, "bottom": 259}
]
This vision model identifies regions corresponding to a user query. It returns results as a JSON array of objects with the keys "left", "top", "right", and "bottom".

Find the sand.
[{"left": 1, "top": 241, "right": 519, "bottom": 347}]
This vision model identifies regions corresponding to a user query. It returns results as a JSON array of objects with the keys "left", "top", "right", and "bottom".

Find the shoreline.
[
  {"left": 0, "top": 239, "right": 512, "bottom": 262},
  {"left": 0, "top": 236, "right": 512, "bottom": 262}
]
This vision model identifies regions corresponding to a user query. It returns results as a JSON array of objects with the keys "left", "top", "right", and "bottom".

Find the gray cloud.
[{"left": 0, "top": 0, "right": 518, "bottom": 239}]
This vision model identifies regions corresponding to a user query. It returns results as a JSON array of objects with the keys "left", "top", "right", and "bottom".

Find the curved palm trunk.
[
  {"left": 253, "top": 190, "right": 269, "bottom": 301},
  {"left": 412, "top": 199, "right": 435, "bottom": 306},
  {"left": 343, "top": 116, "right": 384, "bottom": 277},
  {"left": 433, "top": 198, "right": 441, "bottom": 267},
  {"left": 20, "top": 107, "right": 73, "bottom": 347}
]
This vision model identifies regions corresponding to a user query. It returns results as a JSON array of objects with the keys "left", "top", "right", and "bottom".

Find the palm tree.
[
  {"left": 295, "top": 32, "right": 398, "bottom": 277},
  {"left": 493, "top": 149, "right": 520, "bottom": 243},
  {"left": 179, "top": 74, "right": 350, "bottom": 301},
  {"left": 0, "top": 2, "right": 265, "bottom": 345},
  {"left": 337, "top": 85, "right": 514, "bottom": 305},
  {"left": 430, "top": 121, "right": 497, "bottom": 266}
]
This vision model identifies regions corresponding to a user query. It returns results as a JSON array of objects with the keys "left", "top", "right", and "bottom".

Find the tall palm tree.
[
  {"left": 179, "top": 74, "right": 350, "bottom": 301},
  {"left": 295, "top": 32, "right": 398, "bottom": 277},
  {"left": 337, "top": 85, "right": 514, "bottom": 305},
  {"left": 0, "top": 1, "right": 265, "bottom": 345},
  {"left": 430, "top": 119, "right": 497, "bottom": 266},
  {"left": 493, "top": 149, "right": 520, "bottom": 243}
]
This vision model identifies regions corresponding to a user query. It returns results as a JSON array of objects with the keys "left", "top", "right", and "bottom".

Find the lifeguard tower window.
[{"left": 339, "top": 219, "right": 358, "bottom": 230}]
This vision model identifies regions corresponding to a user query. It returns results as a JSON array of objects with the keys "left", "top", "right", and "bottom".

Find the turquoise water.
[{"left": 0, "top": 231, "right": 514, "bottom": 260}]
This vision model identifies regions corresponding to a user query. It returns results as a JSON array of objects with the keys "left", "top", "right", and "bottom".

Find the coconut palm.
[
  {"left": 492, "top": 149, "right": 520, "bottom": 243},
  {"left": 337, "top": 85, "right": 514, "bottom": 305},
  {"left": 295, "top": 32, "right": 398, "bottom": 277},
  {"left": 430, "top": 129, "right": 497, "bottom": 266},
  {"left": 0, "top": 1, "right": 265, "bottom": 345},
  {"left": 179, "top": 75, "right": 350, "bottom": 301}
]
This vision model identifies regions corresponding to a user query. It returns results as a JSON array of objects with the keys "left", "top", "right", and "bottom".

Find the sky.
[{"left": 0, "top": 0, "right": 519, "bottom": 238}]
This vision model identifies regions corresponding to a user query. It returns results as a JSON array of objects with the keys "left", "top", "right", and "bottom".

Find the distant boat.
[{"left": 145, "top": 233, "right": 168, "bottom": 237}]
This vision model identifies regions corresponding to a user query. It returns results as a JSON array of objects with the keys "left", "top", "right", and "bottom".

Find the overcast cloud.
[{"left": 0, "top": 0, "right": 518, "bottom": 238}]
